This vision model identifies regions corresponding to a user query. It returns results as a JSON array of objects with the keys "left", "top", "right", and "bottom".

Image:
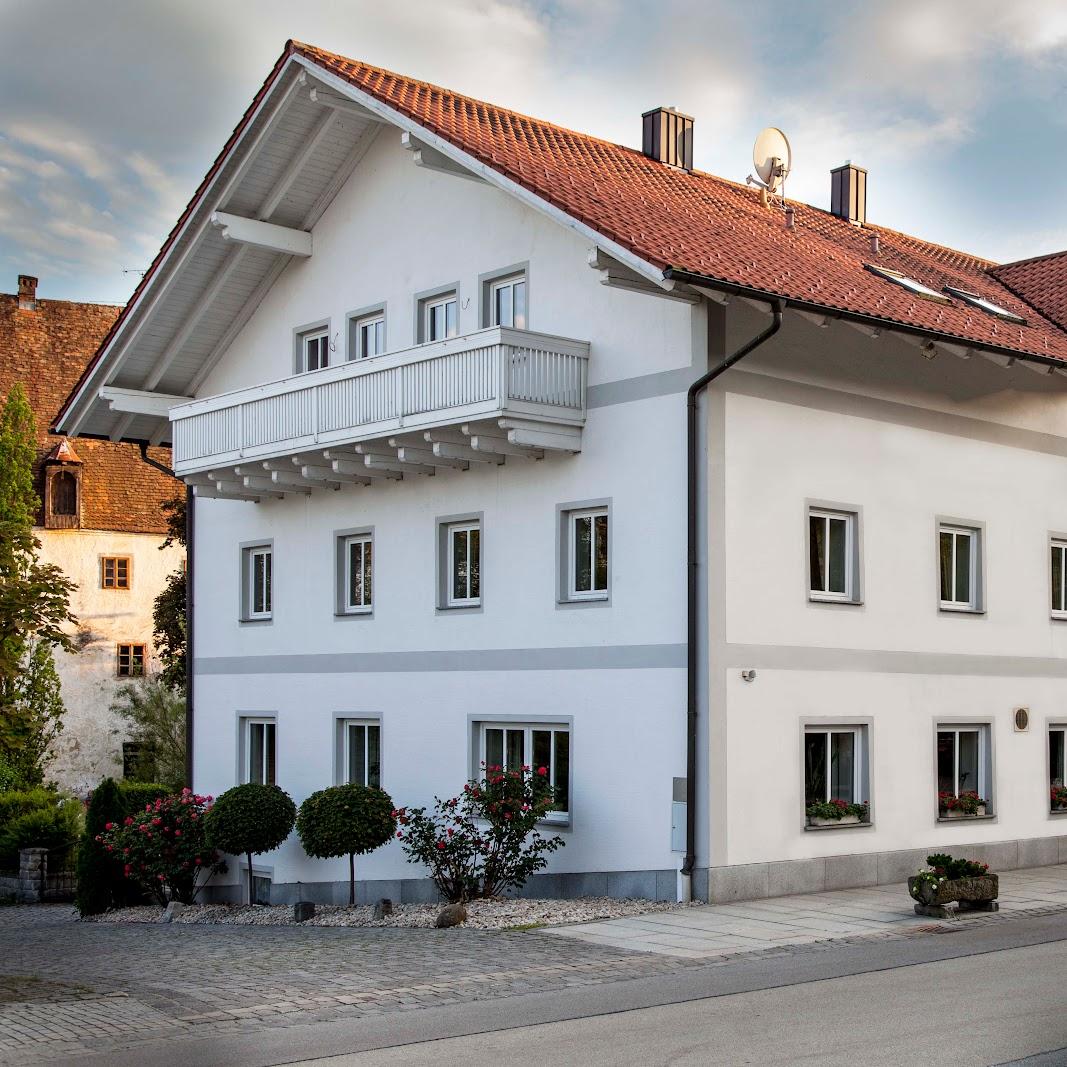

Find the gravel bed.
[{"left": 82, "top": 897, "right": 691, "bottom": 929}]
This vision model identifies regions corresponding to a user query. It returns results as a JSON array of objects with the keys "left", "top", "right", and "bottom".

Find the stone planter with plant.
[
  {"left": 805, "top": 799, "right": 869, "bottom": 827},
  {"left": 908, "top": 853, "right": 998, "bottom": 917}
]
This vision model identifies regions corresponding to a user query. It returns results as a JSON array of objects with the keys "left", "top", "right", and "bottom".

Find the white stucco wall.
[{"left": 38, "top": 528, "right": 185, "bottom": 796}]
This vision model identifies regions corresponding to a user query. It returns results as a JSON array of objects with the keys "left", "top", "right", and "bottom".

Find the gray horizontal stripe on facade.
[
  {"left": 724, "top": 370, "right": 1067, "bottom": 458},
  {"left": 587, "top": 367, "right": 696, "bottom": 408},
  {"left": 724, "top": 643, "right": 1067, "bottom": 678},
  {"left": 195, "top": 643, "right": 687, "bottom": 676}
]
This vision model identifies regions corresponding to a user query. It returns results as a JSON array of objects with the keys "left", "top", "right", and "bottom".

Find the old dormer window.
[{"left": 44, "top": 467, "right": 81, "bottom": 528}]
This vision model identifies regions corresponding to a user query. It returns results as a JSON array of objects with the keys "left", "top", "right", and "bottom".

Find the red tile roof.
[
  {"left": 1, "top": 293, "right": 180, "bottom": 534},
  {"left": 294, "top": 41, "right": 1067, "bottom": 364},
  {"left": 990, "top": 251, "right": 1067, "bottom": 335}
]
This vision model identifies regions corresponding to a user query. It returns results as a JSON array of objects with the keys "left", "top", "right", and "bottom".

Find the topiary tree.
[
  {"left": 76, "top": 778, "right": 126, "bottom": 915},
  {"left": 205, "top": 783, "right": 296, "bottom": 905},
  {"left": 296, "top": 785, "right": 396, "bottom": 907}
]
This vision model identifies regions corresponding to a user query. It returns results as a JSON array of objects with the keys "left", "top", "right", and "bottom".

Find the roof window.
[
  {"left": 942, "top": 286, "right": 1026, "bottom": 325},
  {"left": 864, "top": 265, "right": 951, "bottom": 305}
]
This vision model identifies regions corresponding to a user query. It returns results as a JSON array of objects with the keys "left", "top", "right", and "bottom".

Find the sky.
[{"left": 1, "top": 0, "right": 1066, "bottom": 305}]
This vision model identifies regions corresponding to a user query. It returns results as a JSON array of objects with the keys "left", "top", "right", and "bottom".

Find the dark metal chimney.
[
  {"left": 642, "top": 107, "right": 694, "bottom": 171},
  {"left": 830, "top": 162, "right": 867, "bottom": 225},
  {"left": 17, "top": 275, "right": 38, "bottom": 311}
]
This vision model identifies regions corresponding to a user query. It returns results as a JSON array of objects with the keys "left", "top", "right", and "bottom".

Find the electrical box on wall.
[{"left": 671, "top": 777, "right": 687, "bottom": 853}]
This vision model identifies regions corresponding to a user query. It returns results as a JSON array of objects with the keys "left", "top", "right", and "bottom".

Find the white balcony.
[{"left": 170, "top": 326, "right": 589, "bottom": 498}]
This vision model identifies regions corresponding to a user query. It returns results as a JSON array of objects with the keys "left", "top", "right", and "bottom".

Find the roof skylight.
[
  {"left": 864, "top": 264, "right": 951, "bottom": 304},
  {"left": 943, "top": 286, "right": 1027, "bottom": 325}
]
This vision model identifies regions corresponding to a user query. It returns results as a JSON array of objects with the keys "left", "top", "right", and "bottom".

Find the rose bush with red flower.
[
  {"left": 98, "top": 789, "right": 223, "bottom": 905},
  {"left": 395, "top": 764, "right": 564, "bottom": 902}
]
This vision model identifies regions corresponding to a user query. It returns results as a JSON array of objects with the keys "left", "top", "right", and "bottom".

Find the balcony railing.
[{"left": 170, "top": 326, "right": 589, "bottom": 477}]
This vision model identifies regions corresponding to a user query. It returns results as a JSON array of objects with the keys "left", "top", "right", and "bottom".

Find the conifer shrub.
[{"left": 76, "top": 778, "right": 126, "bottom": 915}]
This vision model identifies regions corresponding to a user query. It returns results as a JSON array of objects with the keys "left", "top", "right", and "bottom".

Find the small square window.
[
  {"left": 339, "top": 532, "right": 373, "bottom": 614},
  {"left": 349, "top": 310, "right": 385, "bottom": 360},
  {"left": 1052, "top": 540, "right": 1067, "bottom": 618},
  {"left": 489, "top": 274, "right": 527, "bottom": 329},
  {"left": 478, "top": 721, "right": 570, "bottom": 820},
  {"left": 563, "top": 507, "right": 609, "bottom": 602},
  {"left": 340, "top": 719, "right": 381, "bottom": 787},
  {"left": 808, "top": 508, "right": 858, "bottom": 603},
  {"left": 242, "top": 544, "right": 273, "bottom": 621},
  {"left": 297, "top": 327, "right": 330, "bottom": 373},
  {"left": 939, "top": 524, "right": 981, "bottom": 611},
  {"left": 936, "top": 724, "right": 991, "bottom": 816},
  {"left": 117, "top": 644, "right": 145, "bottom": 677},
  {"left": 441, "top": 520, "right": 480, "bottom": 608},
  {"left": 420, "top": 290, "right": 458, "bottom": 343},
  {"left": 101, "top": 556, "right": 131, "bottom": 590},
  {"left": 243, "top": 717, "right": 276, "bottom": 785},
  {"left": 803, "top": 726, "right": 869, "bottom": 824}
]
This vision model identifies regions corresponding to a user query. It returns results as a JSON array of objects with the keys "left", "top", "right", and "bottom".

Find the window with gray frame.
[
  {"left": 243, "top": 717, "right": 276, "bottom": 785},
  {"left": 936, "top": 724, "right": 990, "bottom": 806},
  {"left": 349, "top": 310, "right": 385, "bottom": 360},
  {"left": 242, "top": 544, "right": 272, "bottom": 620},
  {"left": 939, "top": 524, "right": 980, "bottom": 610},
  {"left": 339, "top": 532, "right": 372, "bottom": 614},
  {"left": 479, "top": 721, "right": 569, "bottom": 819},
  {"left": 444, "top": 520, "right": 480, "bottom": 607},
  {"left": 1052, "top": 539, "right": 1067, "bottom": 617},
  {"left": 341, "top": 719, "right": 381, "bottom": 787},
  {"left": 488, "top": 272, "right": 526, "bottom": 329},
  {"left": 804, "top": 726, "right": 866, "bottom": 806},
  {"left": 297, "top": 327, "right": 330, "bottom": 373},
  {"left": 565, "top": 506, "right": 608, "bottom": 601},
  {"left": 808, "top": 508, "right": 857, "bottom": 602},
  {"left": 1050, "top": 726, "right": 1066, "bottom": 800},
  {"left": 420, "top": 290, "right": 458, "bottom": 342}
]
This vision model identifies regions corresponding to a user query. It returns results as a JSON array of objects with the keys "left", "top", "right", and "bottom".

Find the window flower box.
[
  {"left": 938, "top": 791, "right": 987, "bottom": 819},
  {"left": 908, "top": 854, "right": 997, "bottom": 918},
  {"left": 805, "top": 799, "right": 869, "bottom": 828},
  {"left": 1051, "top": 786, "right": 1067, "bottom": 812}
]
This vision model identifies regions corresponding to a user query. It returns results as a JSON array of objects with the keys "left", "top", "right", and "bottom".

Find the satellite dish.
[{"left": 750, "top": 127, "right": 792, "bottom": 193}]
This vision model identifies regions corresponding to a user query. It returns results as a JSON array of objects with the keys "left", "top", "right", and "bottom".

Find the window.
[
  {"left": 1051, "top": 727, "right": 1066, "bottom": 810},
  {"left": 101, "top": 556, "right": 130, "bottom": 590},
  {"left": 1052, "top": 539, "right": 1067, "bottom": 618},
  {"left": 341, "top": 532, "right": 373, "bottom": 614},
  {"left": 298, "top": 328, "right": 330, "bottom": 373},
  {"left": 943, "top": 287, "right": 1026, "bottom": 325},
  {"left": 116, "top": 644, "right": 145, "bottom": 677},
  {"left": 936, "top": 725, "right": 990, "bottom": 810},
  {"left": 489, "top": 274, "right": 527, "bottom": 329},
  {"left": 243, "top": 718, "right": 276, "bottom": 785},
  {"left": 342, "top": 719, "right": 381, "bottom": 787},
  {"left": 242, "top": 544, "right": 272, "bottom": 621},
  {"left": 444, "top": 520, "right": 480, "bottom": 607},
  {"left": 566, "top": 508, "right": 608, "bottom": 601},
  {"left": 865, "top": 264, "right": 952, "bottom": 304},
  {"left": 939, "top": 524, "right": 981, "bottom": 611},
  {"left": 421, "top": 290, "right": 458, "bottom": 342},
  {"left": 808, "top": 508, "right": 857, "bottom": 602},
  {"left": 479, "top": 722, "right": 570, "bottom": 819},
  {"left": 51, "top": 470, "right": 78, "bottom": 516},
  {"left": 804, "top": 726, "right": 866, "bottom": 806},
  {"left": 122, "top": 741, "right": 155, "bottom": 781},
  {"left": 349, "top": 310, "right": 385, "bottom": 360}
]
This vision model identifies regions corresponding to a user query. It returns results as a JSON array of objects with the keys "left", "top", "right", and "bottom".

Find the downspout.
[
  {"left": 681, "top": 298, "right": 785, "bottom": 897},
  {"left": 137, "top": 443, "right": 193, "bottom": 788}
]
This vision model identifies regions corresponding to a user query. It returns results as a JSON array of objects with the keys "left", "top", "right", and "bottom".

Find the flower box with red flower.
[
  {"left": 938, "top": 791, "right": 987, "bottom": 819},
  {"left": 1051, "top": 786, "right": 1067, "bottom": 812},
  {"left": 805, "top": 799, "right": 869, "bottom": 828}
]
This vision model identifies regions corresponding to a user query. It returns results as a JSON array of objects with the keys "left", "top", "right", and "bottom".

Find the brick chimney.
[{"left": 17, "top": 275, "right": 38, "bottom": 311}]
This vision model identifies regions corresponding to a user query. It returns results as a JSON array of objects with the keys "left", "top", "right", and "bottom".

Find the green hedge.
[
  {"left": 0, "top": 800, "right": 81, "bottom": 869},
  {"left": 117, "top": 781, "right": 167, "bottom": 817}
]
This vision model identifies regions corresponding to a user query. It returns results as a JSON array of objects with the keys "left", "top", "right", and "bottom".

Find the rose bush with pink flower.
[
  {"left": 98, "top": 789, "right": 223, "bottom": 904},
  {"left": 395, "top": 764, "right": 564, "bottom": 902}
]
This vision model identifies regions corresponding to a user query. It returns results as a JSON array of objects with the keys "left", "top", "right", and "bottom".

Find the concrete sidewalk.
[{"left": 543, "top": 863, "right": 1067, "bottom": 958}]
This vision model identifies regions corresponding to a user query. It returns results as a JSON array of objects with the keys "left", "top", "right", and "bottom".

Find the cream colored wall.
[{"left": 36, "top": 528, "right": 185, "bottom": 796}]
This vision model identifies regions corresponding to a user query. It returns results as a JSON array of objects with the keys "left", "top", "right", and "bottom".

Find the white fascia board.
[
  {"left": 209, "top": 211, "right": 312, "bottom": 256},
  {"left": 57, "top": 66, "right": 308, "bottom": 437},
  {"left": 292, "top": 55, "right": 671, "bottom": 292},
  {"left": 99, "top": 386, "right": 193, "bottom": 417}
]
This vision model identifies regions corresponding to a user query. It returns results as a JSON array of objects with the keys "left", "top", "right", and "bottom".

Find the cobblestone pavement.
[{"left": 0, "top": 905, "right": 702, "bottom": 1064}]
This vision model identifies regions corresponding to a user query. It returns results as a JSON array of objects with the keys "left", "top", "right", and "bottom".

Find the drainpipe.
[{"left": 681, "top": 298, "right": 784, "bottom": 900}]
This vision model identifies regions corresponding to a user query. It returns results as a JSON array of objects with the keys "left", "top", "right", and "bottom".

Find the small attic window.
[
  {"left": 943, "top": 287, "right": 1026, "bottom": 325},
  {"left": 864, "top": 264, "right": 952, "bottom": 304}
]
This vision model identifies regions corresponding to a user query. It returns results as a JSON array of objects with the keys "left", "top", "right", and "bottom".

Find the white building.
[
  {"left": 58, "top": 42, "right": 1067, "bottom": 903},
  {"left": 1, "top": 276, "right": 184, "bottom": 795}
]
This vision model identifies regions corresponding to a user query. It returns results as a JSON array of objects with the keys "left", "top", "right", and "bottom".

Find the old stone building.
[{"left": 1, "top": 275, "right": 183, "bottom": 795}]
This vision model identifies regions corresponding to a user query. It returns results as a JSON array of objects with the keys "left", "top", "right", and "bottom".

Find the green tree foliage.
[
  {"left": 110, "top": 677, "right": 186, "bottom": 791},
  {"left": 296, "top": 785, "right": 396, "bottom": 907},
  {"left": 0, "top": 384, "right": 77, "bottom": 784},
  {"left": 153, "top": 494, "right": 187, "bottom": 690},
  {"left": 0, "top": 797, "right": 81, "bottom": 868},
  {"left": 76, "top": 778, "right": 126, "bottom": 915},
  {"left": 205, "top": 784, "right": 296, "bottom": 906}
]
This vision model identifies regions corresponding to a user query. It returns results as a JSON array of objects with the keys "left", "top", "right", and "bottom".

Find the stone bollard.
[
  {"left": 293, "top": 901, "right": 316, "bottom": 923},
  {"left": 18, "top": 849, "right": 47, "bottom": 904},
  {"left": 161, "top": 901, "right": 185, "bottom": 923},
  {"left": 372, "top": 898, "right": 393, "bottom": 920}
]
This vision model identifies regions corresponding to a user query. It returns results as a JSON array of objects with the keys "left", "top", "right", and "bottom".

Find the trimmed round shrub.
[
  {"left": 205, "top": 784, "right": 296, "bottom": 905},
  {"left": 0, "top": 799, "right": 81, "bottom": 868},
  {"left": 296, "top": 785, "right": 396, "bottom": 907}
]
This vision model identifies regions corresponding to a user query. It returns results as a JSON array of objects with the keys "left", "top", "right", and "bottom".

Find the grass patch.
[{"left": 502, "top": 921, "right": 547, "bottom": 932}]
